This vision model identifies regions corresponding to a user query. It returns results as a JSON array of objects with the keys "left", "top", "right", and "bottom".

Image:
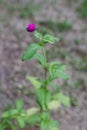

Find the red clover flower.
[{"left": 26, "top": 23, "right": 36, "bottom": 32}]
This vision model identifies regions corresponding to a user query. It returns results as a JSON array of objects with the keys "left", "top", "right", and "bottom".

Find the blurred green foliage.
[
  {"left": 72, "top": 57, "right": 87, "bottom": 71},
  {"left": 77, "top": 0, "right": 87, "bottom": 18},
  {"left": 0, "top": 0, "right": 41, "bottom": 18},
  {"left": 39, "top": 20, "right": 72, "bottom": 32}
]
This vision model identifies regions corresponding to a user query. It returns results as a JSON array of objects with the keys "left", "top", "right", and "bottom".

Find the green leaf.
[
  {"left": 49, "top": 62, "right": 70, "bottom": 80},
  {"left": 36, "top": 87, "right": 46, "bottom": 110},
  {"left": 33, "top": 53, "right": 45, "bottom": 66},
  {"left": 21, "top": 43, "right": 41, "bottom": 61},
  {"left": 49, "top": 120, "right": 59, "bottom": 128},
  {"left": 17, "top": 116, "right": 25, "bottom": 128},
  {"left": 48, "top": 100, "right": 60, "bottom": 110},
  {"left": 34, "top": 31, "right": 43, "bottom": 40},
  {"left": 41, "top": 120, "right": 47, "bottom": 130},
  {"left": 50, "top": 127, "right": 60, "bottom": 130},
  {"left": 16, "top": 99, "right": 24, "bottom": 110},
  {"left": 1, "top": 120, "right": 15, "bottom": 130},
  {"left": 36, "top": 87, "right": 51, "bottom": 110},
  {"left": 41, "top": 112, "right": 50, "bottom": 121},
  {"left": 26, "top": 76, "right": 41, "bottom": 89},
  {"left": 7, "top": 121, "right": 15, "bottom": 130},
  {"left": 26, "top": 114, "right": 40, "bottom": 125},
  {"left": 43, "top": 34, "right": 60, "bottom": 44},
  {"left": 10, "top": 109, "right": 18, "bottom": 116},
  {"left": 27, "top": 107, "right": 39, "bottom": 117},
  {"left": 2, "top": 111, "right": 10, "bottom": 118},
  {"left": 2, "top": 109, "right": 18, "bottom": 118},
  {"left": 40, "top": 112, "right": 50, "bottom": 130},
  {"left": 45, "top": 89, "right": 51, "bottom": 109},
  {"left": 53, "top": 92, "right": 70, "bottom": 107},
  {"left": 0, "top": 123, "right": 4, "bottom": 130},
  {"left": 40, "top": 114, "right": 59, "bottom": 130}
]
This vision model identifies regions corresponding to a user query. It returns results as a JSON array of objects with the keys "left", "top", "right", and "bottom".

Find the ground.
[{"left": 0, "top": 0, "right": 87, "bottom": 130}]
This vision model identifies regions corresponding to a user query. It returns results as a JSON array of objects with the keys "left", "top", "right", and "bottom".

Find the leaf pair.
[
  {"left": 43, "top": 34, "right": 59, "bottom": 44},
  {"left": 0, "top": 120, "right": 15, "bottom": 130},
  {"left": 34, "top": 30, "right": 60, "bottom": 44},
  {"left": 2, "top": 99, "right": 26, "bottom": 129},
  {"left": 40, "top": 113, "right": 59, "bottom": 130}
]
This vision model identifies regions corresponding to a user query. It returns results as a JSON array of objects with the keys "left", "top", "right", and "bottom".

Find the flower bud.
[{"left": 26, "top": 23, "right": 36, "bottom": 32}]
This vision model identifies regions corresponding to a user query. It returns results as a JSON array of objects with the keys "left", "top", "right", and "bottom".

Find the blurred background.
[{"left": 0, "top": 0, "right": 87, "bottom": 130}]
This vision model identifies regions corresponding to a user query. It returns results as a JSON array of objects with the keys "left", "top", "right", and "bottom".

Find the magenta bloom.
[{"left": 27, "top": 23, "right": 36, "bottom": 32}]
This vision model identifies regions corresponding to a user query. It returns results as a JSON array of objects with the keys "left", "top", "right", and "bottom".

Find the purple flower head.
[{"left": 27, "top": 23, "right": 36, "bottom": 32}]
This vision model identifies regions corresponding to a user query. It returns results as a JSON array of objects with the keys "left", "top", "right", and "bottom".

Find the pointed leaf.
[
  {"left": 27, "top": 107, "right": 39, "bottom": 117},
  {"left": 41, "top": 120, "right": 47, "bottom": 130},
  {"left": 9, "top": 109, "right": 18, "bottom": 116},
  {"left": 34, "top": 31, "right": 43, "bottom": 40},
  {"left": 22, "top": 43, "right": 41, "bottom": 61},
  {"left": 36, "top": 87, "right": 51, "bottom": 110},
  {"left": 48, "top": 100, "right": 60, "bottom": 110},
  {"left": 45, "top": 89, "right": 51, "bottom": 109},
  {"left": 50, "top": 127, "right": 60, "bottom": 130},
  {"left": 43, "top": 34, "right": 60, "bottom": 44},
  {"left": 36, "top": 87, "right": 46, "bottom": 110},
  {"left": 40, "top": 112, "right": 50, "bottom": 130},
  {"left": 33, "top": 53, "right": 45, "bottom": 66},
  {"left": 2, "top": 109, "right": 18, "bottom": 118},
  {"left": 26, "top": 76, "right": 41, "bottom": 89},
  {"left": 26, "top": 114, "right": 40, "bottom": 125},
  {"left": 2, "top": 111, "right": 10, "bottom": 118},
  {"left": 17, "top": 116, "right": 25, "bottom": 128},
  {"left": 49, "top": 62, "right": 70, "bottom": 80},
  {"left": 7, "top": 121, "right": 15, "bottom": 130},
  {"left": 53, "top": 92, "right": 70, "bottom": 107}
]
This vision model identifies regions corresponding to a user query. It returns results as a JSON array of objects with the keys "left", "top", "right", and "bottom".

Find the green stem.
[{"left": 42, "top": 47, "right": 48, "bottom": 84}]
